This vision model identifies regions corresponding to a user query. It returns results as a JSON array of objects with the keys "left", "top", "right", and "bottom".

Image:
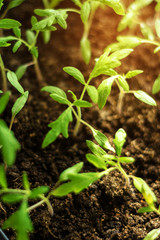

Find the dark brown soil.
[{"left": 0, "top": 1, "right": 160, "bottom": 239}]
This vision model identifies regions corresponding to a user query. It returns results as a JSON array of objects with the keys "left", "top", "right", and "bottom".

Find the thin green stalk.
[
  {"left": 28, "top": 199, "right": 45, "bottom": 213},
  {"left": 117, "top": 160, "right": 130, "bottom": 185},
  {"left": 42, "top": 0, "right": 50, "bottom": 8},
  {"left": 0, "top": 55, "right": 7, "bottom": 92}
]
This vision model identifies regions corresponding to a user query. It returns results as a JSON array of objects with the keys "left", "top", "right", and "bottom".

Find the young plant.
[
  {"left": 36, "top": 0, "right": 125, "bottom": 63},
  {"left": 132, "top": 177, "right": 160, "bottom": 240},
  {"left": 0, "top": 91, "right": 20, "bottom": 167},
  {"left": 41, "top": 48, "right": 156, "bottom": 148}
]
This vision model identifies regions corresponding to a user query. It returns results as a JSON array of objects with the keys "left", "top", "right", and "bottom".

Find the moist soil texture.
[{"left": 0, "top": 0, "right": 160, "bottom": 239}]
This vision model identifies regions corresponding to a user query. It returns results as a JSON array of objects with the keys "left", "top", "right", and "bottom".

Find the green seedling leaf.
[
  {"left": 140, "top": 23, "right": 154, "bottom": 41},
  {"left": 52, "top": 172, "right": 104, "bottom": 197},
  {"left": 152, "top": 75, "right": 160, "bottom": 94},
  {"left": 138, "top": 206, "right": 154, "bottom": 214},
  {"left": 32, "top": 15, "right": 55, "bottom": 31},
  {"left": 86, "top": 85, "right": 98, "bottom": 103},
  {"left": 118, "top": 157, "right": 135, "bottom": 164},
  {"left": 71, "top": 0, "right": 82, "bottom": 7},
  {"left": 8, "top": 0, "right": 25, "bottom": 9},
  {"left": 86, "top": 153, "right": 107, "bottom": 170},
  {"left": 155, "top": 18, "right": 160, "bottom": 38},
  {"left": 26, "top": 30, "right": 35, "bottom": 45},
  {"left": 0, "top": 90, "right": 3, "bottom": 93},
  {"left": 92, "top": 128, "right": 115, "bottom": 152},
  {"left": 118, "top": 75, "right": 129, "bottom": 91},
  {"left": 133, "top": 177, "right": 157, "bottom": 204},
  {"left": 143, "top": 228, "right": 160, "bottom": 240},
  {"left": 34, "top": 9, "right": 54, "bottom": 17},
  {"left": 3, "top": 201, "right": 33, "bottom": 240},
  {"left": 80, "top": 36, "right": 91, "bottom": 64},
  {"left": 95, "top": 0, "right": 125, "bottom": 15},
  {"left": 13, "top": 27, "right": 21, "bottom": 38},
  {"left": 81, "top": 1, "right": 90, "bottom": 24},
  {"left": 97, "top": 76, "right": 116, "bottom": 109},
  {"left": 42, "top": 107, "right": 73, "bottom": 148},
  {"left": 50, "top": 93, "right": 71, "bottom": 105},
  {"left": 63, "top": 66, "right": 85, "bottom": 85},
  {"left": 0, "top": 164, "right": 7, "bottom": 188},
  {"left": 0, "top": 91, "right": 10, "bottom": 114},
  {"left": 154, "top": 46, "right": 160, "bottom": 54},
  {"left": 73, "top": 100, "right": 92, "bottom": 107},
  {"left": 12, "top": 40, "right": 22, "bottom": 53},
  {"left": 41, "top": 86, "right": 67, "bottom": 98},
  {"left": 68, "top": 90, "right": 77, "bottom": 101},
  {"left": 12, "top": 91, "right": 29, "bottom": 118},
  {"left": 56, "top": 14, "right": 67, "bottom": 29},
  {"left": 30, "top": 46, "right": 38, "bottom": 58},
  {"left": 134, "top": 90, "right": 157, "bottom": 106},
  {"left": 126, "top": 70, "right": 143, "bottom": 79},
  {"left": 0, "top": 120, "right": 20, "bottom": 166},
  {"left": 30, "top": 186, "right": 49, "bottom": 199},
  {"left": 0, "top": 19, "right": 21, "bottom": 29},
  {"left": 0, "top": 0, "right": 4, "bottom": 10},
  {"left": 59, "top": 162, "right": 83, "bottom": 182},
  {"left": 7, "top": 71, "right": 24, "bottom": 94},
  {"left": 113, "top": 128, "right": 126, "bottom": 156},
  {"left": 110, "top": 48, "right": 133, "bottom": 60},
  {"left": 86, "top": 140, "right": 106, "bottom": 157},
  {"left": 23, "top": 172, "right": 30, "bottom": 190},
  {"left": 16, "top": 64, "right": 27, "bottom": 81},
  {"left": 2, "top": 193, "right": 24, "bottom": 203}
]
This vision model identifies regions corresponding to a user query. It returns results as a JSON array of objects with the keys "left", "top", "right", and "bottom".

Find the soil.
[{"left": 0, "top": 0, "right": 160, "bottom": 239}]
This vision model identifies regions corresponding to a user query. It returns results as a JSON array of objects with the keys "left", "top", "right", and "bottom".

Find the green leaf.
[
  {"left": 2, "top": 193, "right": 24, "bottom": 203},
  {"left": 0, "top": 120, "right": 20, "bottom": 166},
  {"left": 8, "top": 0, "right": 25, "bottom": 9},
  {"left": 12, "top": 40, "right": 22, "bottom": 53},
  {"left": 80, "top": 36, "right": 91, "bottom": 64},
  {"left": 98, "top": 76, "right": 116, "bottom": 109},
  {"left": 50, "top": 93, "right": 71, "bottom": 105},
  {"left": 80, "top": 1, "right": 90, "bottom": 24},
  {"left": 0, "top": 19, "right": 21, "bottom": 29},
  {"left": 86, "top": 85, "right": 98, "bottom": 103},
  {"left": 13, "top": 27, "right": 21, "bottom": 38},
  {"left": 52, "top": 172, "right": 104, "bottom": 197},
  {"left": 154, "top": 46, "right": 160, "bottom": 54},
  {"left": 0, "top": 0, "right": 4, "bottom": 10},
  {"left": 30, "top": 186, "right": 49, "bottom": 199},
  {"left": 138, "top": 206, "right": 154, "bottom": 214},
  {"left": 23, "top": 172, "right": 30, "bottom": 190},
  {"left": 92, "top": 128, "right": 115, "bottom": 152},
  {"left": 56, "top": 14, "right": 67, "bottom": 29},
  {"left": 118, "top": 75, "right": 129, "bottom": 91},
  {"left": 16, "top": 65, "right": 27, "bottom": 81},
  {"left": 133, "top": 177, "right": 157, "bottom": 204},
  {"left": 0, "top": 164, "right": 7, "bottom": 188},
  {"left": 63, "top": 66, "right": 85, "bottom": 85},
  {"left": 59, "top": 162, "right": 83, "bottom": 182},
  {"left": 7, "top": 71, "right": 24, "bottom": 94},
  {"left": 31, "top": 15, "right": 55, "bottom": 31},
  {"left": 3, "top": 201, "right": 33, "bottom": 240},
  {"left": 110, "top": 48, "right": 133, "bottom": 60},
  {"left": 30, "top": 46, "right": 38, "bottom": 58},
  {"left": 42, "top": 108, "right": 73, "bottom": 148},
  {"left": 26, "top": 30, "right": 35, "bottom": 45},
  {"left": 86, "top": 153, "right": 107, "bottom": 170},
  {"left": 11, "top": 91, "right": 29, "bottom": 118},
  {"left": 41, "top": 86, "right": 67, "bottom": 98},
  {"left": 118, "top": 157, "right": 135, "bottom": 164},
  {"left": 68, "top": 90, "right": 77, "bottom": 101},
  {"left": 125, "top": 70, "right": 143, "bottom": 79},
  {"left": 152, "top": 75, "right": 160, "bottom": 94},
  {"left": 140, "top": 23, "right": 155, "bottom": 41},
  {"left": 73, "top": 100, "right": 92, "bottom": 107},
  {"left": 95, "top": 0, "right": 125, "bottom": 15},
  {"left": 113, "top": 128, "right": 126, "bottom": 156},
  {"left": 143, "top": 228, "right": 160, "bottom": 240},
  {"left": 86, "top": 140, "right": 106, "bottom": 157},
  {"left": 0, "top": 91, "right": 10, "bottom": 114},
  {"left": 155, "top": 18, "right": 160, "bottom": 38},
  {"left": 133, "top": 90, "right": 157, "bottom": 106}
]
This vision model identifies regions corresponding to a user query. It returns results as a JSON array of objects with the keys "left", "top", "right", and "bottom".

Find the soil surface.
[{"left": 0, "top": 1, "right": 160, "bottom": 239}]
